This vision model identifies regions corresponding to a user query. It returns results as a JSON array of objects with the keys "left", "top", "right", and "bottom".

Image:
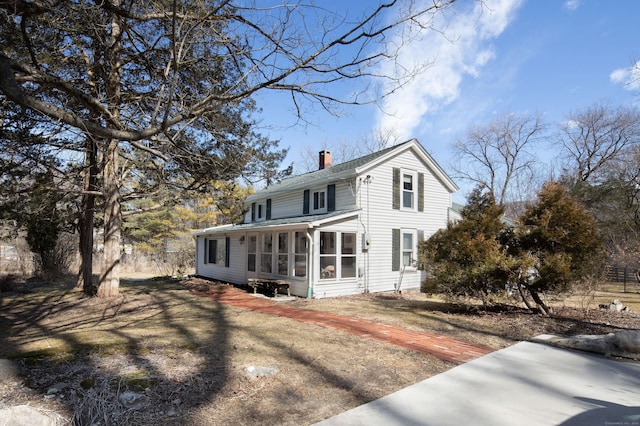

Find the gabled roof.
[{"left": 246, "top": 138, "right": 458, "bottom": 202}]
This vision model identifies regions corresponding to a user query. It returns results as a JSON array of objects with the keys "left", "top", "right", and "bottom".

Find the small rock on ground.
[
  {"left": 536, "top": 330, "right": 640, "bottom": 360},
  {"left": 0, "top": 405, "right": 55, "bottom": 426}
]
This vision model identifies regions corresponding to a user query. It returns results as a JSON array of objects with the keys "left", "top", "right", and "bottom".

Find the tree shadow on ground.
[
  {"left": 365, "top": 293, "right": 635, "bottom": 346},
  {"left": 0, "top": 278, "right": 430, "bottom": 425},
  {"left": 0, "top": 277, "right": 230, "bottom": 424}
]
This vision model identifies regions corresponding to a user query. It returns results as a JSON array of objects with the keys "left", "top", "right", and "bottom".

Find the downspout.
[
  {"left": 306, "top": 229, "right": 313, "bottom": 298},
  {"left": 358, "top": 175, "right": 372, "bottom": 293},
  {"left": 193, "top": 235, "right": 198, "bottom": 276},
  {"left": 366, "top": 176, "right": 370, "bottom": 293}
]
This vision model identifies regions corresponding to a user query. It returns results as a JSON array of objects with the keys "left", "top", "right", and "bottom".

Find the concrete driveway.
[{"left": 316, "top": 338, "right": 640, "bottom": 426}]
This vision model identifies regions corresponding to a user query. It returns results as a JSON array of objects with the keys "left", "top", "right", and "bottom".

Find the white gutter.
[{"left": 192, "top": 211, "right": 360, "bottom": 236}]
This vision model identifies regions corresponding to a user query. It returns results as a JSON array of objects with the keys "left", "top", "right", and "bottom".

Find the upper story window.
[
  {"left": 303, "top": 185, "right": 335, "bottom": 215},
  {"left": 402, "top": 172, "right": 415, "bottom": 210},
  {"left": 251, "top": 198, "right": 271, "bottom": 222},
  {"left": 393, "top": 168, "right": 423, "bottom": 212},
  {"left": 313, "top": 190, "right": 326, "bottom": 212}
]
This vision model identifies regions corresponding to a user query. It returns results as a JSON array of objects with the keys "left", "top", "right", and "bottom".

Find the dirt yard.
[{"left": 0, "top": 276, "right": 638, "bottom": 425}]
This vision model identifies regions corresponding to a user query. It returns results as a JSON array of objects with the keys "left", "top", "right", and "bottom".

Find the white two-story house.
[{"left": 193, "top": 139, "right": 458, "bottom": 298}]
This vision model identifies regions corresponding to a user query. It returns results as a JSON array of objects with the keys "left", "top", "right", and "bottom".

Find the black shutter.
[
  {"left": 303, "top": 190, "right": 310, "bottom": 214},
  {"left": 392, "top": 168, "right": 400, "bottom": 210},
  {"left": 209, "top": 239, "right": 217, "bottom": 264},
  {"left": 392, "top": 229, "right": 400, "bottom": 271},
  {"left": 418, "top": 173, "right": 425, "bottom": 212},
  {"left": 251, "top": 202, "right": 256, "bottom": 222},
  {"left": 203, "top": 238, "right": 208, "bottom": 264},
  {"left": 225, "top": 237, "right": 230, "bottom": 267},
  {"left": 266, "top": 198, "right": 272, "bottom": 220},
  {"left": 417, "top": 230, "right": 425, "bottom": 270},
  {"left": 327, "top": 184, "right": 336, "bottom": 212}
]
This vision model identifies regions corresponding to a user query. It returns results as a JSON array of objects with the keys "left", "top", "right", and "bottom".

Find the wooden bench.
[{"left": 247, "top": 278, "right": 291, "bottom": 297}]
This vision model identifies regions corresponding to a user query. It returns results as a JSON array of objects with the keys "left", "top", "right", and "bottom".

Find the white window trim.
[
  {"left": 400, "top": 170, "right": 418, "bottom": 211},
  {"left": 311, "top": 190, "right": 327, "bottom": 214},
  {"left": 318, "top": 231, "right": 358, "bottom": 280},
  {"left": 255, "top": 202, "right": 266, "bottom": 222},
  {"left": 401, "top": 229, "right": 418, "bottom": 271},
  {"left": 204, "top": 237, "right": 226, "bottom": 265}
]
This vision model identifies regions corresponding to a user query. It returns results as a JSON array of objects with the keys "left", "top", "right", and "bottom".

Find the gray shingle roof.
[{"left": 246, "top": 139, "right": 417, "bottom": 202}]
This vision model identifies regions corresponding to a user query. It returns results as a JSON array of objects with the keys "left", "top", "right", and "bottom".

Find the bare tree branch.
[{"left": 453, "top": 111, "right": 547, "bottom": 205}]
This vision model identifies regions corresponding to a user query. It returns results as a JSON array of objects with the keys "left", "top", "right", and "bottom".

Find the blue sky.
[{"left": 254, "top": 0, "right": 640, "bottom": 201}]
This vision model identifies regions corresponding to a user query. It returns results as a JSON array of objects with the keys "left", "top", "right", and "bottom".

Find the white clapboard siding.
[
  {"left": 354, "top": 148, "right": 452, "bottom": 294},
  {"left": 195, "top": 139, "right": 456, "bottom": 299},
  {"left": 252, "top": 179, "right": 358, "bottom": 222},
  {"left": 196, "top": 236, "right": 251, "bottom": 285}
]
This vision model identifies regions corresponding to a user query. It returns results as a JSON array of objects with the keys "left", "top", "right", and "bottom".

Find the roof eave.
[{"left": 193, "top": 210, "right": 360, "bottom": 236}]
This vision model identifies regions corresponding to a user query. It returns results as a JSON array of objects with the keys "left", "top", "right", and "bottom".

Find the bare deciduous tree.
[
  {"left": 297, "top": 127, "right": 402, "bottom": 173},
  {"left": 559, "top": 102, "right": 640, "bottom": 183},
  {"left": 0, "top": 0, "right": 458, "bottom": 297},
  {"left": 453, "top": 112, "right": 547, "bottom": 206}
]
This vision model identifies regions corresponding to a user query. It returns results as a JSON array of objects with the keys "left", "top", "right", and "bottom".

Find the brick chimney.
[{"left": 319, "top": 150, "right": 332, "bottom": 170}]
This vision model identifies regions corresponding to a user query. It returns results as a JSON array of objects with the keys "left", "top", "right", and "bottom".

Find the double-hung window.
[
  {"left": 313, "top": 190, "right": 326, "bottom": 212},
  {"left": 402, "top": 230, "right": 417, "bottom": 269},
  {"left": 392, "top": 228, "right": 418, "bottom": 271},
  {"left": 393, "top": 168, "right": 423, "bottom": 212},
  {"left": 402, "top": 172, "right": 416, "bottom": 210}
]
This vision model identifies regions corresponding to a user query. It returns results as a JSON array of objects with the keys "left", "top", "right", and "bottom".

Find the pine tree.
[
  {"left": 516, "top": 182, "right": 605, "bottom": 314},
  {"left": 421, "top": 187, "right": 514, "bottom": 305}
]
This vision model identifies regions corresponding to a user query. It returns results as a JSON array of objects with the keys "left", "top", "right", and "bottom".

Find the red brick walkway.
[{"left": 197, "top": 285, "right": 494, "bottom": 364}]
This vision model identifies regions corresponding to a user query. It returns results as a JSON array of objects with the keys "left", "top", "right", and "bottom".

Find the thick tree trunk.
[
  {"left": 98, "top": 138, "right": 121, "bottom": 298},
  {"left": 77, "top": 137, "right": 98, "bottom": 296},
  {"left": 77, "top": 203, "right": 95, "bottom": 294},
  {"left": 97, "top": 4, "right": 122, "bottom": 298},
  {"left": 528, "top": 288, "right": 551, "bottom": 316},
  {"left": 517, "top": 283, "right": 535, "bottom": 312}
]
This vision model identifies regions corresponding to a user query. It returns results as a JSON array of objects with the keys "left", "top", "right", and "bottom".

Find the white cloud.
[
  {"left": 374, "top": 0, "right": 524, "bottom": 142},
  {"left": 610, "top": 61, "right": 640, "bottom": 91},
  {"left": 564, "top": 0, "right": 581, "bottom": 12}
]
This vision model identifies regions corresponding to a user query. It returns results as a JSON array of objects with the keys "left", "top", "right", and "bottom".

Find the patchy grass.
[
  {"left": 0, "top": 276, "right": 638, "bottom": 425},
  {"left": 287, "top": 281, "right": 640, "bottom": 350},
  {"left": 567, "top": 281, "right": 640, "bottom": 312},
  {"left": 0, "top": 278, "right": 450, "bottom": 425}
]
